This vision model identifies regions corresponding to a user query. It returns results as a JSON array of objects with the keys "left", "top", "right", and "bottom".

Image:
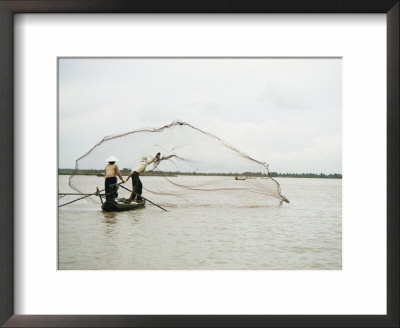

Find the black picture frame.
[{"left": 0, "top": 0, "right": 398, "bottom": 327}]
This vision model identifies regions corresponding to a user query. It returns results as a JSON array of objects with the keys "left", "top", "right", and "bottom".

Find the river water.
[{"left": 58, "top": 175, "right": 341, "bottom": 270}]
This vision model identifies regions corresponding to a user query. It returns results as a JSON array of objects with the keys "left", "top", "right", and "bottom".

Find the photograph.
[
  {"left": 58, "top": 57, "right": 342, "bottom": 270},
  {"left": 1, "top": 0, "right": 396, "bottom": 325}
]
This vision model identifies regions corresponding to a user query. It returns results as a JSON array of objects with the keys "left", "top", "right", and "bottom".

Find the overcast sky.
[{"left": 59, "top": 58, "right": 341, "bottom": 174}]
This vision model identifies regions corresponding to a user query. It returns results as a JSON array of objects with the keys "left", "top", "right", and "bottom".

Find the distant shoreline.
[{"left": 58, "top": 169, "right": 342, "bottom": 179}]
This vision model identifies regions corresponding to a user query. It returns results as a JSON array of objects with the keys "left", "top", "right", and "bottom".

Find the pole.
[
  {"left": 119, "top": 185, "right": 167, "bottom": 212},
  {"left": 57, "top": 183, "right": 124, "bottom": 208},
  {"left": 59, "top": 192, "right": 106, "bottom": 196},
  {"left": 96, "top": 187, "right": 104, "bottom": 205},
  {"left": 58, "top": 192, "right": 99, "bottom": 207}
]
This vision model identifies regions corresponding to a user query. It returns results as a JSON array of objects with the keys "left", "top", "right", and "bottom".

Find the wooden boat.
[
  {"left": 59, "top": 186, "right": 167, "bottom": 212},
  {"left": 101, "top": 199, "right": 146, "bottom": 212}
]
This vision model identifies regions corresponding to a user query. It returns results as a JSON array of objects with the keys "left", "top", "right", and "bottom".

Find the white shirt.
[{"left": 129, "top": 155, "right": 157, "bottom": 175}]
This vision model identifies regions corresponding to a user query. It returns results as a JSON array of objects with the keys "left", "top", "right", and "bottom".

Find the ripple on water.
[{"left": 58, "top": 176, "right": 341, "bottom": 270}]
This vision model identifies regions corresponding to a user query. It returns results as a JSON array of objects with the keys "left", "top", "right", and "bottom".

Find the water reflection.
[
  {"left": 58, "top": 176, "right": 342, "bottom": 270},
  {"left": 103, "top": 211, "right": 117, "bottom": 221},
  {"left": 103, "top": 212, "right": 118, "bottom": 228}
]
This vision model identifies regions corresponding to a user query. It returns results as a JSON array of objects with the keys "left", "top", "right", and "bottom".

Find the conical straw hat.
[{"left": 106, "top": 155, "right": 119, "bottom": 163}]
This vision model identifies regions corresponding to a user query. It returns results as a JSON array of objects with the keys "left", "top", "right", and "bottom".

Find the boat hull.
[{"left": 101, "top": 199, "right": 146, "bottom": 212}]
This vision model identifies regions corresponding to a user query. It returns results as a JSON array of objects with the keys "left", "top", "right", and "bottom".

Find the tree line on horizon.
[{"left": 58, "top": 168, "right": 342, "bottom": 179}]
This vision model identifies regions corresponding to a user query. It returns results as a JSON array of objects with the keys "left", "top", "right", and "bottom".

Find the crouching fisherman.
[
  {"left": 126, "top": 152, "right": 160, "bottom": 202},
  {"left": 105, "top": 155, "right": 125, "bottom": 202}
]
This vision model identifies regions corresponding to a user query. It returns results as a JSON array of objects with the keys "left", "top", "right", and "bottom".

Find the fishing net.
[{"left": 64, "top": 121, "right": 289, "bottom": 207}]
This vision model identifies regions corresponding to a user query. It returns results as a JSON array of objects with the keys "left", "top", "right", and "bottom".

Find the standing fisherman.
[
  {"left": 105, "top": 155, "right": 125, "bottom": 202},
  {"left": 126, "top": 152, "right": 160, "bottom": 202}
]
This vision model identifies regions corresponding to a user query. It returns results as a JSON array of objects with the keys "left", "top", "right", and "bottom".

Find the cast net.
[{"left": 64, "top": 121, "right": 289, "bottom": 207}]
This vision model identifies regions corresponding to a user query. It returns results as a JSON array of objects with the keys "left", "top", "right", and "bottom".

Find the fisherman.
[
  {"left": 126, "top": 152, "right": 160, "bottom": 202},
  {"left": 104, "top": 155, "right": 125, "bottom": 202}
]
